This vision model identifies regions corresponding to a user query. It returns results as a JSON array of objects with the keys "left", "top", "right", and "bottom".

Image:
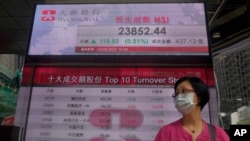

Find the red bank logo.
[{"left": 41, "top": 10, "right": 56, "bottom": 21}]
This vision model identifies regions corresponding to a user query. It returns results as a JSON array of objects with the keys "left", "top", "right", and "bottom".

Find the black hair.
[{"left": 174, "top": 76, "right": 209, "bottom": 110}]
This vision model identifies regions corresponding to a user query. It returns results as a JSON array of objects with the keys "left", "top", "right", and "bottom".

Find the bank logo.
[{"left": 41, "top": 10, "right": 56, "bottom": 21}]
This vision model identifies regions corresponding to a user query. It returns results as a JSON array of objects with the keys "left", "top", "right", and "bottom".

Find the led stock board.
[
  {"left": 24, "top": 67, "right": 213, "bottom": 141},
  {"left": 28, "top": 3, "right": 209, "bottom": 56}
]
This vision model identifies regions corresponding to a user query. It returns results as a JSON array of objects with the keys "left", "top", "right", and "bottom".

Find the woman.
[{"left": 154, "top": 76, "right": 229, "bottom": 141}]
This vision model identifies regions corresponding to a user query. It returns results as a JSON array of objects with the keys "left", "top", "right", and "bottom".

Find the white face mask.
[{"left": 174, "top": 92, "right": 196, "bottom": 115}]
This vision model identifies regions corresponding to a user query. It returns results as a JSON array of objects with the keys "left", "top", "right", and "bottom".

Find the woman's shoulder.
[
  {"left": 213, "top": 124, "right": 228, "bottom": 133},
  {"left": 160, "top": 119, "right": 182, "bottom": 130},
  {"left": 211, "top": 124, "right": 230, "bottom": 141},
  {"left": 155, "top": 118, "right": 183, "bottom": 140}
]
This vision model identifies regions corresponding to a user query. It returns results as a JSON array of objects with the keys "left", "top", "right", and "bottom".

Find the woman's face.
[{"left": 175, "top": 80, "right": 199, "bottom": 104}]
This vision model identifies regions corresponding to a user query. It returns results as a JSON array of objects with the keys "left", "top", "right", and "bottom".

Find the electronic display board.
[
  {"left": 24, "top": 67, "right": 214, "bottom": 141},
  {"left": 27, "top": 3, "right": 209, "bottom": 56}
]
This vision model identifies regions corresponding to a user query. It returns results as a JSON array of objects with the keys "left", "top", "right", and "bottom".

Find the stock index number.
[{"left": 118, "top": 27, "right": 166, "bottom": 36}]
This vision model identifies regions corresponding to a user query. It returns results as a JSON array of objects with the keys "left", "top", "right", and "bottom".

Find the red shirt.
[{"left": 154, "top": 119, "right": 229, "bottom": 141}]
